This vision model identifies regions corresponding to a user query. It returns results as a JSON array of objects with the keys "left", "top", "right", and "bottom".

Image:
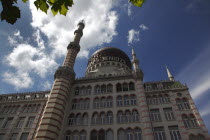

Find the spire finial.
[{"left": 166, "top": 65, "right": 175, "bottom": 81}]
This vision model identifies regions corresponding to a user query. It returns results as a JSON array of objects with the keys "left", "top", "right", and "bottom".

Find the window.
[
  {"left": 124, "top": 96, "right": 130, "bottom": 106},
  {"left": 107, "top": 112, "right": 113, "bottom": 124},
  {"left": 16, "top": 117, "right": 25, "bottom": 128},
  {"left": 72, "top": 131, "right": 79, "bottom": 140},
  {"left": 126, "top": 129, "right": 133, "bottom": 140},
  {"left": 95, "top": 85, "right": 101, "bottom": 94},
  {"left": 107, "top": 84, "right": 113, "bottom": 93},
  {"left": 20, "top": 133, "right": 29, "bottom": 140},
  {"left": 134, "top": 128, "right": 142, "bottom": 140},
  {"left": 3, "top": 118, "right": 13, "bottom": 128},
  {"left": 75, "top": 87, "right": 79, "bottom": 95},
  {"left": 132, "top": 110, "right": 139, "bottom": 122},
  {"left": 100, "top": 113, "right": 106, "bottom": 124},
  {"left": 65, "top": 131, "right": 71, "bottom": 140},
  {"left": 123, "top": 83, "right": 129, "bottom": 91},
  {"left": 26, "top": 117, "right": 35, "bottom": 128},
  {"left": 118, "top": 130, "right": 125, "bottom": 140},
  {"left": 117, "top": 96, "right": 123, "bottom": 106},
  {"left": 82, "top": 114, "right": 88, "bottom": 125},
  {"left": 154, "top": 127, "right": 166, "bottom": 140},
  {"left": 101, "top": 85, "right": 106, "bottom": 93},
  {"left": 150, "top": 109, "right": 161, "bottom": 121},
  {"left": 183, "top": 99, "right": 190, "bottom": 110},
  {"left": 182, "top": 115, "right": 191, "bottom": 128},
  {"left": 117, "top": 111, "right": 124, "bottom": 123},
  {"left": 69, "top": 114, "right": 74, "bottom": 125},
  {"left": 116, "top": 83, "right": 122, "bottom": 92},
  {"left": 92, "top": 113, "right": 99, "bottom": 125},
  {"left": 11, "top": 133, "right": 18, "bottom": 140},
  {"left": 107, "top": 97, "right": 113, "bottom": 108},
  {"left": 169, "top": 126, "right": 181, "bottom": 140},
  {"left": 80, "top": 131, "right": 87, "bottom": 140},
  {"left": 130, "top": 95, "right": 137, "bottom": 105},
  {"left": 129, "top": 82, "right": 135, "bottom": 91},
  {"left": 189, "top": 115, "right": 198, "bottom": 128},
  {"left": 106, "top": 130, "right": 113, "bottom": 140},
  {"left": 164, "top": 108, "right": 175, "bottom": 121},
  {"left": 125, "top": 111, "right": 131, "bottom": 123}
]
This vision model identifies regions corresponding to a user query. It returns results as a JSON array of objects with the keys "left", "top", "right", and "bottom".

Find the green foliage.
[
  {"left": 129, "top": 0, "right": 145, "bottom": 7},
  {"left": 0, "top": 0, "right": 144, "bottom": 24}
]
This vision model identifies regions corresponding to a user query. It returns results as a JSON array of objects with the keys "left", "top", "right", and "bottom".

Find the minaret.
[
  {"left": 35, "top": 21, "right": 85, "bottom": 140},
  {"left": 131, "top": 47, "right": 144, "bottom": 80},
  {"left": 131, "top": 47, "right": 154, "bottom": 140},
  {"left": 166, "top": 66, "right": 175, "bottom": 81}
]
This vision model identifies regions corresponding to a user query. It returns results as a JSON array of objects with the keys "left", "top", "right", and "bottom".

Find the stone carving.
[
  {"left": 67, "top": 42, "right": 80, "bottom": 52},
  {"left": 54, "top": 66, "right": 76, "bottom": 82},
  {"left": 74, "top": 29, "right": 83, "bottom": 36}
]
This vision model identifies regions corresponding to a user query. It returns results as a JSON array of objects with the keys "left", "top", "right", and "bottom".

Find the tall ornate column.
[{"left": 35, "top": 21, "right": 85, "bottom": 140}]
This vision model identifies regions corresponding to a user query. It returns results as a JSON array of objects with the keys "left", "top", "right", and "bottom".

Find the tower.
[
  {"left": 35, "top": 21, "right": 85, "bottom": 140},
  {"left": 166, "top": 66, "right": 175, "bottom": 81}
]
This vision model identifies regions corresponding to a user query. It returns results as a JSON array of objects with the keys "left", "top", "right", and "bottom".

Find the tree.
[{"left": 0, "top": 0, "right": 145, "bottom": 24}]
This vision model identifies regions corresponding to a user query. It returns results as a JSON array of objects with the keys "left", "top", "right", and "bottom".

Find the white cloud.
[
  {"left": 176, "top": 45, "right": 210, "bottom": 100},
  {"left": 41, "top": 80, "right": 52, "bottom": 90},
  {"left": 128, "top": 3, "right": 132, "bottom": 16},
  {"left": 29, "top": 0, "right": 118, "bottom": 59},
  {"left": 128, "top": 29, "right": 140, "bottom": 45},
  {"left": 200, "top": 101, "right": 210, "bottom": 117},
  {"left": 8, "top": 30, "right": 24, "bottom": 46},
  {"left": 140, "top": 24, "right": 149, "bottom": 30},
  {"left": 3, "top": 71, "right": 33, "bottom": 90}
]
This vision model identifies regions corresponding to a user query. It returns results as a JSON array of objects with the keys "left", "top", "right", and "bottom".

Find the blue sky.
[{"left": 0, "top": 0, "right": 210, "bottom": 132}]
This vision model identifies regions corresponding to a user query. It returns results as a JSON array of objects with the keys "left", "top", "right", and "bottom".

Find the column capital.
[
  {"left": 54, "top": 66, "right": 75, "bottom": 82},
  {"left": 67, "top": 42, "right": 80, "bottom": 52}
]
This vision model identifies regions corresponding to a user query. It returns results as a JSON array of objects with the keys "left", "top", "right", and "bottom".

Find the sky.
[{"left": 0, "top": 0, "right": 210, "bottom": 132}]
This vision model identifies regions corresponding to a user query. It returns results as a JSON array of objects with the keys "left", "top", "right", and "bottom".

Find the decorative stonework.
[
  {"left": 133, "top": 69, "right": 144, "bottom": 80},
  {"left": 67, "top": 42, "right": 80, "bottom": 52},
  {"left": 74, "top": 29, "right": 83, "bottom": 36},
  {"left": 54, "top": 66, "right": 76, "bottom": 82}
]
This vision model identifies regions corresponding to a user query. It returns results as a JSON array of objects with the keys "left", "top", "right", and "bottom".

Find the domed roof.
[{"left": 87, "top": 47, "right": 132, "bottom": 69}]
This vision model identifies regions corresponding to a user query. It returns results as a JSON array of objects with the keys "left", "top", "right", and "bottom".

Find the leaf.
[
  {"left": 22, "top": 0, "right": 28, "bottom": 3},
  {"left": 59, "top": 4, "right": 68, "bottom": 15},
  {"left": 34, "top": 0, "right": 49, "bottom": 13},
  {"left": 1, "top": 5, "right": 20, "bottom": 24},
  {"left": 129, "top": 0, "right": 145, "bottom": 7}
]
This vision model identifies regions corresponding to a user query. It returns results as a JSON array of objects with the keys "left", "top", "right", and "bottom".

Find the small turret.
[{"left": 166, "top": 66, "right": 175, "bottom": 81}]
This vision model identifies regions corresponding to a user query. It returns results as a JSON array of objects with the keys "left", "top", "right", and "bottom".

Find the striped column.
[{"left": 136, "top": 80, "right": 154, "bottom": 140}]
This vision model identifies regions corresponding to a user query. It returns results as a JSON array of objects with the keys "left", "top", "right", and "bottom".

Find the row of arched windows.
[
  {"left": 0, "top": 105, "right": 20, "bottom": 114},
  {"left": 189, "top": 134, "right": 206, "bottom": 140},
  {"left": 92, "top": 111, "right": 113, "bottom": 125},
  {"left": 94, "top": 84, "right": 113, "bottom": 94},
  {"left": 21, "top": 104, "right": 40, "bottom": 113},
  {"left": 65, "top": 130, "right": 87, "bottom": 140},
  {"left": 93, "top": 97, "right": 113, "bottom": 109},
  {"left": 72, "top": 98, "right": 90, "bottom": 110},
  {"left": 68, "top": 113, "right": 88, "bottom": 126},
  {"left": 116, "top": 82, "right": 135, "bottom": 92},
  {"left": 117, "top": 95, "right": 137, "bottom": 106},
  {"left": 117, "top": 110, "right": 140, "bottom": 123},
  {"left": 91, "top": 129, "right": 113, "bottom": 140},
  {"left": 74, "top": 82, "right": 136, "bottom": 96},
  {"left": 146, "top": 94, "right": 170, "bottom": 105},
  {"left": 176, "top": 98, "right": 191, "bottom": 110},
  {"left": 182, "top": 114, "right": 199, "bottom": 128},
  {"left": 118, "top": 128, "right": 142, "bottom": 140},
  {"left": 75, "top": 86, "right": 91, "bottom": 96}
]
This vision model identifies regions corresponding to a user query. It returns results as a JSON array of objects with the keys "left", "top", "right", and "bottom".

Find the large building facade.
[{"left": 0, "top": 21, "right": 210, "bottom": 140}]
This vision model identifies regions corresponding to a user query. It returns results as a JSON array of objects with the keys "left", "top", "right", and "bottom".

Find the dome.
[{"left": 86, "top": 47, "right": 132, "bottom": 77}]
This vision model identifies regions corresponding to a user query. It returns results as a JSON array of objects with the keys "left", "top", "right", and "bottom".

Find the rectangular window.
[
  {"left": 169, "top": 126, "right": 181, "bottom": 140},
  {"left": 154, "top": 127, "right": 166, "bottom": 140},
  {"left": 3, "top": 118, "right": 13, "bottom": 128},
  {"left": 164, "top": 108, "right": 175, "bottom": 121},
  {"left": 20, "top": 133, "right": 29, "bottom": 140},
  {"left": 16, "top": 117, "right": 25, "bottom": 128},
  {"left": 25, "top": 117, "right": 35, "bottom": 128},
  {"left": 150, "top": 109, "right": 161, "bottom": 121},
  {"left": 11, "top": 133, "right": 18, "bottom": 140}
]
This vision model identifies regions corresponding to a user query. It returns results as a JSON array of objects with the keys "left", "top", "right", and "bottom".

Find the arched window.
[
  {"left": 107, "top": 84, "right": 113, "bottom": 93},
  {"left": 80, "top": 130, "right": 87, "bottom": 140},
  {"left": 176, "top": 99, "right": 183, "bottom": 110},
  {"left": 91, "top": 130, "right": 97, "bottom": 140},
  {"left": 95, "top": 85, "right": 101, "bottom": 94},
  {"left": 106, "top": 130, "right": 114, "bottom": 140},
  {"left": 107, "top": 97, "right": 113, "bottom": 108},
  {"left": 152, "top": 95, "right": 158, "bottom": 104},
  {"left": 69, "top": 114, "right": 75, "bottom": 125},
  {"left": 182, "top": 114, "right": 191, "bottom": 128},
  {"left": 101, "top": 85, "right": 106, "bottom": 93},
  {"left": 126, "top": 128, "right": 133, "bottom": 140},
  {"left": 72, "top": 99, "right": 77, "bottom": 109},
  {"left": 76, "top": 114, "right": 82, "bottom": 125},
  {"left": 99, "top": 130, "right": 105, "bottom": 140},
  {"left": 100, "top": 112, "right": 106, "bottom": 124},
  {"left": 116, "top": 83, "right": 122, "bottom": 92},
  {"left": 78, "top": 99, "right": 84, "bottom": 109},
  {"left": 82, "top": 113, "right": 88, "bottom": 125},
  {"left": 117, "top": 96, "right": 123, "bottom": 106},
  {"left": 130, "top": 95, "right": 137, "bottom": 105},
  {"left": 80, "top": 86, "right": 85, "bottom": 95},
  {"left": 118, "top": 129, "right": 126, "bottom": 140},
  {"left": 197, "top": 134, "right": 205, "bottom": 140},
  {"left": 117, "top": 111, "right": 124, "bottom": 123},
  {"left": 134, "top": 128, "right": 142, "bottom": 140},
  {"left": 124, "top": 95, "right": 130, "bottom": 106},
  {"left": 107, "top": 111, "right": 113, "bottom": 124},
  {"left": 65, "top": 131, "right": 72, "bottom": 140},
  {"left": 92, "top": 113, "right": 99, "bottom": 125},
  {"left": 72, "top": 131, "right": 79, "bottom": 140},
  {"left": 101, "top": 97, "right": 106, "bottom": 108},
  {"left": 189, "top": 134, "right": 196, "bottom": 140},
  {"left": 123, "top": 83, "right": 129, "bottom": 91},
  {"left": 183, "top": 98, "right": 190, "bottom": 110},
  {"left": 93, "top": 98, "right": 100, "bottom": 109},
  {"left": 189, "top": 114, "right": 198, "bottom": 128},
  {"left": 129, "top": 82, "right": 135, "bottom": 91},
  {"left": 84, "top": 99, "right": 90, "bottom": 109},
  {"left": 132, "top": 110, "right": 139, "bottom": 122},
  {"left": 86, "top": 86, "right": 91, "bottom": 95},
  {"left": 125, "top": 110, "right": 131, "bottom": 123}
]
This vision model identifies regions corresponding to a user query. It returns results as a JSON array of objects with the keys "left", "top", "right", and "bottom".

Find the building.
[{"left": 0, "top": 21, "right": 210, "bottom": 140}]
